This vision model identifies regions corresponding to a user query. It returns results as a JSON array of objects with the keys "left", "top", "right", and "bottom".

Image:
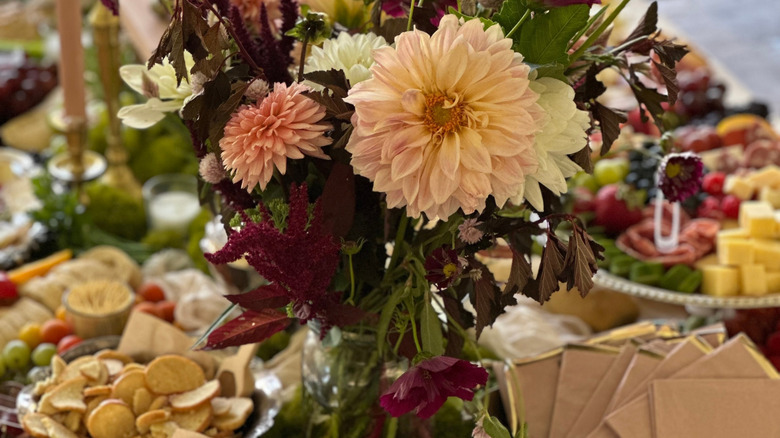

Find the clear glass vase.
[{"left": 301, "top": 323, "right": 385, "bottom": 411}]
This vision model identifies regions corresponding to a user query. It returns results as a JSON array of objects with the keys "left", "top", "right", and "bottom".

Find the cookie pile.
[{"left": 22, "top": 352, "right": 254, "bottom": 438}]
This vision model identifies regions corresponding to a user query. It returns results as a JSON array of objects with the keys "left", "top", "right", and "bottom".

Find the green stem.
[
  {"left": 347, "top": 253, "right": 356, "bottom": 305},
  {"left": 393, "top": 318, "right": 409, "bottom": 355},
  {"left": 505, "top": 9, "right": 531, "bottom": 39},
  {"left": 456, "top": 0, "right": 461, "bottom": 13},
  {"left": 388, "top": 215, "right": 410, "bottom": 273},
  {"left": 386, "top": 417, "right": 398, "bottom": 438},
  {"left": 407, "top": 0, "right": 416, "bottom": 31},
  {"left": 568, "top": 5, "right": 608, "bottom": 51},
  {"left": 297, "top": 32, "right": 309, "bottom": 83},
  {"left": 569, "top": 0, "right": 631, "bottom": 64},
  {"left": 406, "top": 299, "right": 423, "bottom": 353}
]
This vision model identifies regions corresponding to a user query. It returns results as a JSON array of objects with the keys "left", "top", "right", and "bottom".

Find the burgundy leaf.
[
  {"left": 592, "top": 102, "right": 627, "bottom": 156},
  {"left": 225, "top": 283, "right": 291, "bottom": 312},
  {"left": 320, "top": 162, "right": 356, "bottom": 238},
  {"left": 202, "top": 309, "right": 290, "bottom": 350},
  {"left": 503, "top": 249, "right": 532, "bottom": 296}
]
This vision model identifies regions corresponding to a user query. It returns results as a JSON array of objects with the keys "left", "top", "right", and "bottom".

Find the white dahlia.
[{"left": 305, "top": 32, "right": 388, "bottom": 87}]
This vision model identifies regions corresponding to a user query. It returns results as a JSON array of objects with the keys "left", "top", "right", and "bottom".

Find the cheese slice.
[
  {"left": 740, "top": 264, "right": 768, "bottom": 296},
  {"left": 754, "top": 240, "right": 780, "bottom": 271},
  {"left": 701, "top": 265, "right": 740, "bottom": 297},
  {"left": 725, "top": 176, "right": 756, "bottom": 200}
]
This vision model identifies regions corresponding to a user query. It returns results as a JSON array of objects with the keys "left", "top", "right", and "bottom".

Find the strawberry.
[
  {"left": 701, "top": 172, "right": 726, "bottom": 196},
  {"left": 593, "top": 184, "right": 645, "bottom": 235},
  {"left": 0, "top": 272, "right": 17, "bottom": 300},
  {"left": 721, "top": 195, "right": 741, "bottom": 219}
]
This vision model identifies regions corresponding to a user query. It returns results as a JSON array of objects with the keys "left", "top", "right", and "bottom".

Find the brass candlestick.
[
  {"left": 47, "top": 117, "right": 106, "bottom": 202},
  {"left": 90, "top": 2, "right": 142, "bottom": 199}
]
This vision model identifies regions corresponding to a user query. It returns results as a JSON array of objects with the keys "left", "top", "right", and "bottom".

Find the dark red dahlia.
[{"left": 424, "top": 246, "right": 462, "bottom": 290}]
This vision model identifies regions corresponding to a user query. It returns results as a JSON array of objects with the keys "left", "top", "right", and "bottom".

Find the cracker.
[
  {"left": 95, "top": 349, "right": 134, "bottom": 364},
  {"left": 210, "top": 398, "right": 231, "bottom": 417},
  {"left": 80, "top": 359, "right": 109, "bottom": 385},
  {"left": 102, "top": 358, "right": 125, "bottom": 377},
  {"left": 170, "top": 403, "right": 212, "bottom": 432},
  {"left": 136, "top": 409, "right": 171, "bottom": 434},
  {"left": 84, "top": 385, "right": 112, "bottom": 397},
  {"left": 123, "top": 363, "right": 146, "bottom": 374},
  {"left": 60, "top": 356, "right": 96, "bottom": 382},
  {"left": 21, "top": 412, "right": 50, "bottom": 438},
  {"left": 51, "top": 355, "right": 66, "bottom": 381},
  {"left": 41, "top": 416, "right": 79, "bottom": 438},
  {"left": 145, "top": 355, "right": 205, "bottom": 395},
  {"left": 87, "top": 399, "right": 138, "bottom": 438},
  {"left": 85, "top": 395, "right": 109, "bottom": 419},
  {"left": 63, "top": 410, "right": 81, "bottom": 432},
  {"left": 149, "top": 420, "right": 178, "bottom": 438},
  {"left": 211, "top": 397, "right": 253, "bottom": 432},
  {"left": 39, "top": 377, "right": 87, "bottom": 413},
  {"left": 149, "top": 395, "right": 168, "bottom": 411},
  {"left": 170, "top": 380, "right": 220, "bottom": 411},
  {"left": 133, "top": 387, "right": 153, "bottom": 416},
  {"left": 112, "top": 370, "right": 148, "bottom": 405}
]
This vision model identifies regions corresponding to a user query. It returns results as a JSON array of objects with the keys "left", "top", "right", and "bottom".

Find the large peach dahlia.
[{"left": 345, "top": 15, "right": 544, "bottom": 220}]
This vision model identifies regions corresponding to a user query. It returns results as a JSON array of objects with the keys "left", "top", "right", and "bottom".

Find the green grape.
[
  {"left": 570, "top": 171, "right": 600, "bottom": 193},
  {"left": 3, "top": 340, "right": 31, "bottom": 370},
  {"left": 0, "top": 356, "right": 6, "bottom": 377},
  {"left": 594, "top": 158, "right": 630, "bottom": 187},
  {"left": 31, "top": 343, "right": 57, "bottom": 367}
]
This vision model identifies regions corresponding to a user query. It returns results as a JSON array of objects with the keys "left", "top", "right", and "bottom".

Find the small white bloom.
[
  {"left": 304, "top": 32, "right": 388, "bottom": 88},
  {"left": 518, "top": 77, "right": 591, "bottom": 211},
  {"left": 118, "top": 52, "right": 195, "bottom": 129},
  {"left": 245, "top": 79, "right": 270, "bottom": 101}
]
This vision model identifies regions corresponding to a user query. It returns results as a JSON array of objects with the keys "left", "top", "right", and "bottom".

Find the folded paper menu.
[{"left": 495, "top": 323, "right": 780, "bottom": 438}]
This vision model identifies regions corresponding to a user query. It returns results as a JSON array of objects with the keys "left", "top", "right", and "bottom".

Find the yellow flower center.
[
  {"left": 423, "top": 94, "right": 466, "bottom": 134},
  {"left": 665, "top": 162, "right": 682, "bottom": 178},
  {"left": 442, "top": 262, "right": 459, "bottom": 279}
]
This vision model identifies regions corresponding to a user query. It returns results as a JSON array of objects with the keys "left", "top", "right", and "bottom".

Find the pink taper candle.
[{"left": 55, "top": 0, "right": 87, "bottom": 119}]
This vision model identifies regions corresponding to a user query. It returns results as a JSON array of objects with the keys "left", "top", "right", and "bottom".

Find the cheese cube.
[
  {"left": 754, "top": 240, "right": 780, "bottom": 271},
  {"left": 701, "top": 265, "right": 740, "bottom": 296},
  {"left": 760, "top": 186, "right": 780, "bottom": 209},
  {"left": 739, "top": 201, "right": 776, "bottom": 238},
  {"left": 694, "top": 254, "right": 720, "bottom": 270},
  {"left": 740, "top": 265, "right": 768, "bottom": 296},
  {"left": 717, "top": 237, "right": 754, "bottom": 265},
  {"left": 746, "top": 165, "right": 780, "bottom": 188},
  {"left": 717, "top": 228, "right": 750, "bottom": 240},
  {"left": 725, "top": 176, "right": 755, "bottom": 200},
  {"left": 767, "top": 272, "right": 780, "bottom": 293},
  {"left": 721, "top": 219, "right": 740, "bottom": 230}
]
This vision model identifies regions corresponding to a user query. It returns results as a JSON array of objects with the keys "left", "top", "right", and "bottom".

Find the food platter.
[{"left": 595, "top": 270, "right": 780, "bottom": 309}]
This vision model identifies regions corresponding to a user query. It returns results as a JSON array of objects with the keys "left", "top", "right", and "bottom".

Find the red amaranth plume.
[
  {"left": 278, "top": 0, "right": 298, "bottom": 57},
  {"left": 257, "top": 3, "right": 293, "bottom": 84},
  {"left": 229, "top": 5, "right": 263, "bottom": 68},
  {"left": 205, "top": 184, "right": 346, "bottom": 329}
]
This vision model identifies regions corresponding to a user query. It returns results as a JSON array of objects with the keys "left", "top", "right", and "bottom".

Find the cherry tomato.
[
  {"left": 40, "top": 319, "right": 73, "bottom": 345},
  {"left": 57, "top": 335, "right": 83, "bottom": 354},
  {"left": 138, "top": 283, "right": 166, "bottom": 303},
  {"left": 133, "top": 301, "right": 163, "bottom": 319}
]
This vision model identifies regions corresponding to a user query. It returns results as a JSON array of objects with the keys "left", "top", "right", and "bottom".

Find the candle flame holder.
[{"left": 89, "top": 2, "right": 142, "bottom": 199}]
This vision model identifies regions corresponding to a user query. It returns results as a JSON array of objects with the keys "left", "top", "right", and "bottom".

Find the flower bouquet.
[{"left": 116, "top": 0, "right": 689, "bottom": 434}]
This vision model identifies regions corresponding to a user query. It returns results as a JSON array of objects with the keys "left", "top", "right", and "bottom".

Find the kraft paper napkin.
[
  {"left": 498, "top": 350, "right": 562, "bottom": 438},
  {"left": 605, "top": 334, "right": 778, "bottom": 438},
  {"left": 548, "top": 345, "right": 619, "bottom": 438},
  {"left": 621, "top": 336, "right": 710, "bottom": 403},
  {"left": 650, "top": 379, "right": 780, "bottom": 438},
  {"left": 566, "top": 344, "right": 636, "bottom": 438},
  {"left": 603, "top": 348, "right": 664, "bottom": 414}
]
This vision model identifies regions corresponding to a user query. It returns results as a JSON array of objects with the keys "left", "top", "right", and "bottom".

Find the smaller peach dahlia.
[{"left": 220, "top": 82, "right": 332, "bottom": 192}]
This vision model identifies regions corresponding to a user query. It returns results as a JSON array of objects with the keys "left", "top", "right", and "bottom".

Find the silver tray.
[
  {"left": 594, "top": 270, "right": 780, "bottom": 309},
  {"left": 16, "top": 336, "right": 282, "bottom": 437}
]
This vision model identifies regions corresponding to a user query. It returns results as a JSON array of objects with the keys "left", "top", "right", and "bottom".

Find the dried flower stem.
[
  {"left": 297, "top": 33, "right": 309, "bottom": 83},
  {"left": 199, "top": 1, "right": 264, "bottom": 77}
]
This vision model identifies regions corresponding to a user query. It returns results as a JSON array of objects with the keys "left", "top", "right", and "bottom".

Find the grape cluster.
[
  {"left": 625, "top": 142, "right": 662, "bottom": 201},
  {"left": 674, "top": 68, "right": 725, "bottom": 122},
  {"left": 0, "top": 57, "right": 57, "bottom": 125}
]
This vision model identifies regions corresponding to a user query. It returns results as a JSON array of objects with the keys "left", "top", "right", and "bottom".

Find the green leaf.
[
  {"left": 482, "top": 415, "right": 512, "bottom": 438},
  {"left": 421, "top": 290, "right": 445, "bottom": 356},
  {"left": 515, "top": 5, "right": 589, "bottom": 65},
  {"left": 528, "top": 62, "right": 567, "bottom": 82},
  {"left": 377, "top": 286, "right": 406, "bottom": 354},
  {"left": 492, "top": 0, "right": 527, "bottom": 36},
  {"left": 448, "top": 7, "right": 498, "bottom": 29}
]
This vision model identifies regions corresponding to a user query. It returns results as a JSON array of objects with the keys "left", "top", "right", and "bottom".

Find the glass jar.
[{"left": 301, "top": 323, "right": 385, "bottom": 411}]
